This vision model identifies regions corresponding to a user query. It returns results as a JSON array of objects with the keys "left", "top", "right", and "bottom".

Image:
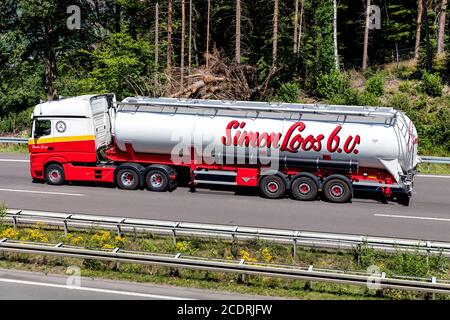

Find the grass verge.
[
  {"left": 0, "top": 143, "right": 28, "bottom": 153},
  {"left": 418, "top": 163, "right": 450, "bottom": 175},
  {"left": 0, "top": 222, "right": 449, "bottom": 300}
]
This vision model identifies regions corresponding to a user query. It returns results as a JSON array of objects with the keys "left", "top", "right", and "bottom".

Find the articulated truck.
[{"left": 28, "top": 94, "right": 420, "bottom": 205}]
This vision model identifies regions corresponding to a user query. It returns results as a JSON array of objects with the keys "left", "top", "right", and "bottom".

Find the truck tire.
[
  {"left": 45, "top": 164, "right": 65, "bottom": 185},
  {"left": 322, "top": 177, "right": 352, "bottom": 203},
  {"left": 145, "top": 169, "right": 169, "bottom": 192},
  {"left": 259, "top": 175, "right": 286, "bottom": 199},
  {"left": 291, "top": 176, "right": 318, "bottom": 201},
  {"left": 116, "top": 168, "right": 139, "bottom": 190}
]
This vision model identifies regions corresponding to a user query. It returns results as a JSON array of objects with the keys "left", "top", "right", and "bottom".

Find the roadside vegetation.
[{"left": 0, "top": 218, "right": 448, "bottom": 300}]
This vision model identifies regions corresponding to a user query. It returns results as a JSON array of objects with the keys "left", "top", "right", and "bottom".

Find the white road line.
[
  {"left": 375, "top": 213, "right": 450, "bottom": 222},
  {"left": 0, "top": 188, "right": 84, "bottom": 197},
  {"left": 0, "top": 278, "right": 191, "bottom": 300},
  {"left": 417, "top": 174, "right": 450, "bottom": 179},
  {"left": 0, "top": 159, "right": 29, "bottom": 163}
]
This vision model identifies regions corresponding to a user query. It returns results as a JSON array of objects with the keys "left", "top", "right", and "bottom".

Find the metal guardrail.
[
  {"left": 420, "top": 156, "right": 450, "bottom": 165},
  {"left": 0, "top": 238, "right": 449, "bottom": 294},
  {"left": 0, "top": 136, "right": 449, "bottom": 164},
  {"left": 0, "top": 137, "right": 28, "bottom": 144},
  {"left": 4, "top": 209, "right": 450, "bottom": 257}
]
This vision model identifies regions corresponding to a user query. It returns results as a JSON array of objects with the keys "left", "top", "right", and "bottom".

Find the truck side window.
[{"left": 35, "top": 120, "right": 51, "bottom": 138}]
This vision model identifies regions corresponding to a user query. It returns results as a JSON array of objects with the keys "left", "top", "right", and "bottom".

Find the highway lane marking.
[
  {"left": 0, "top": 188, "right": 85, "bottom": 197},
  {"left": 0, "top": 159, "right": 29, "bottom": 163},
  {"left": 0, "top": 278, "right": 192, "bottom": 300},
  {"left": 375, "top": 213, "right": 450, "bottom": 222}
]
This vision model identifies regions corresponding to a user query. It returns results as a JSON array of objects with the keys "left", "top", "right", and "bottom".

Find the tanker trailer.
[
  {"left": 28, "top": 95, "right": 419, "bottom": 205},
  {"left": 106, "top": 97, "right": 420, "bottom": 205}
]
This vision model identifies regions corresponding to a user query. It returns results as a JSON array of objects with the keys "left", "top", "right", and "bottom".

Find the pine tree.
[
  {"left": 235, "top": 0, "right": 241, "bottom": 63},
  {"left": 437, "top": 0, "right": 448, "bottom": 56},
  {"left": 362, "top": 0, "right": 371, "bottom": 70},
  {"left": 414, "top": 0, "right": 423, "bottom": 60}
]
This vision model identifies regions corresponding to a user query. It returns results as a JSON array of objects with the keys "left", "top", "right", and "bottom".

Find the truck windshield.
[{"left": 34, "top": 119, "right": 51, "bottom": 138}]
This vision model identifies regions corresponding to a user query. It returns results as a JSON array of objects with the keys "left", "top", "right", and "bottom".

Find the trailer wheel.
[
  {"left": 116, "top": 168, "right": 139, "bottom": 190},
  {"left": 322, "top": 178, "right": 352, "bottom": 203},
  {"left": 45, "top": 164, "right": 65, "bottom": 185},
  {"left": 397, "top": 193, "right": 411, "bottom": 207},
  {"left": 259, "top": 175, "right": 286, "bottom": 199},
  {"left": 145, "top": 169, "right": 169, "bottom": 192},
  {"left": 291, "top": 176, "right": 318, "bottom": 201}
]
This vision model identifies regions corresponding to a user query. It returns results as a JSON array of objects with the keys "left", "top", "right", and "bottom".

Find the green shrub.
[
  {"left": 365, "top": 74, "right": 384, "bottom": 96},
  {"left": 398, "top": 81, "right": 411, "bottom": 93},
  {"left": 0, "top": 107, "right": 33, "bottom": 134},
  {"left": 388, "top": 93, "right": 411, "bottom": 112},
  {"left": 420, "top": 71, "right": 443, "bottom": 97},
  {"left": 315, "top": 71, "right": 351, "bottom": 100},
  {"left": 389, "top": 251, "right": 429, "bottom": 277},
  {"left": 357, "top": 91, "right": 380, "bottom": 106},
  {"left": 274, "top": 81, "right": 300, "bottom": 103}
]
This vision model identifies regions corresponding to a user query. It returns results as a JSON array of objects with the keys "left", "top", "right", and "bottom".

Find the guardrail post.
[
  {"left": 237, "top": 259, "right": 246, "bottom": 283},
  {"left": 169, "top": 253, "right": 181, "bottom": 277},
  {"left": 304, "top": 265, "right": 314, "bottom": 291},
  {"left": 113, "top": 248, "right": 120, "bottom": 270},
  {"left": 172, "top": 229, "right": 177, "bottom": 246},
  {"left": 375, "top": 272, "right": 386, "bottom": 298},
  {"left": 231, "top": 231, "right": 238, "bottom": 258},
  {"left": 172, "top": 223, "right": 180, "bottom": 246},
  {"left": 63, "top": 220, "right": 68, "bottom": 237},
  {"left": 293, "top": 238, "right": 297, "bottom": 261},
  {"left": 426, "top": 241, "right": 431, "bottom": 269},
  {"left": 12, "top": 216, "right": 17, "bottom": 231},
  {"left": 425, "top": 277, "right": 437, "bottom": 300}
]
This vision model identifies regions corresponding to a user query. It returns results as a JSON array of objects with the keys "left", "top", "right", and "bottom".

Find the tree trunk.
[
  {"left": 272, "top": 0, "right": 279, "bottom": 66},
  {"left": 181, "top": 0, "right": 186, "bottom": 87},
  {"left": 294, "top": 0, "right": 299, "bottom": 54},
  {"left": 44, "top": 20, "right": 57, "bottom": 101},
  {"left": 155, "top": 2, "right": 159, "bottom": 86},
  {"left": 333, "top": 0, "right": 339, "bottom": 70},
  {"left": 44, "top": 54, "right": 58, "bottom": 101},
  {"left": 188, "top": 0, "right": 193, "bottom": 72},
  {"left": 206, "top": 0, "right": 211, "bottom": 68},
  {"left": 362, "top": 0, "right": 371, "bottom": 70},
  {"left": 423, "top": 0, "right": 432, "bottom": 71},
  {"left": 235, "top": 0, "right": 241, "bottom": 63},
  {"left": 298, "top": 0, "right": 304, "bottom": 54},
  {"left": 437, "top": 0, "right": 448, "bottom": 56},
  {"left": 166, "top": 0, "right": 174, "bottom": 75},
  {"left": 414, "top": 0, "right": 423, "bottom": 60},
  {"left": 115, "top": 3, "right": 121, "bottom": 33}
]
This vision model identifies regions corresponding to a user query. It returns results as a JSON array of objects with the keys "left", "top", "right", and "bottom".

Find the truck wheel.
[
  {"left": 291, "top": 176, "right": 318, "bottom": 201},
  {"left": 116, "top": 169, "right": 139, "bottom": 190},
  {"left": 145, "top": 169, "right": 169, "bottom": 192},
  {"left": 45, "top": 164, "right": 65, "bottom": 185},
  {"left": 259, "top": 175, "right": 286, "bottom": 199},
  {"left": 322, "top": 178, "right": 352, "bottom": 203}
]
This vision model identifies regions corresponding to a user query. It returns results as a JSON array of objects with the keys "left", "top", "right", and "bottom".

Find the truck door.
[
  {"left": 91, "top": 96, "right": 112, "bottom": 150},
  {"left": 29, "top": 118, "right": 54, "bottom": 153}
]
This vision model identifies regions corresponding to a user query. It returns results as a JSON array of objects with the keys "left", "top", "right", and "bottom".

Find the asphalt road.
[
  {"left": 1, "top": 153, "right": 449, "bottom": 241},
  {"left": 0, "top": 268, "right": 270, "bottom": 300}
]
